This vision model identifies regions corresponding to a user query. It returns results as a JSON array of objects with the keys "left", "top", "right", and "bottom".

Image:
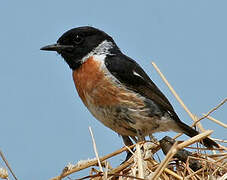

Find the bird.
[{"left": 40, "top": 26, "right": 218, "bottom": 153}]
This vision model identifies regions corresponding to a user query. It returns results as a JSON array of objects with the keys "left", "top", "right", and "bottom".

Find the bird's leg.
[
  {"left": 122, "top": 135, "right": 133, "bottom": 146},
  {"left": 122, "top": 136, "right": 134, "bottom": 163},
  {"left": 135, "top": 130, "right": 145, "bottom": 156},
  {"left": 136, "top": 130, "right": 145, "bottom": 142}
]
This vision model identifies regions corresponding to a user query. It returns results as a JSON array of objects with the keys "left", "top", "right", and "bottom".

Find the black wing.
[
  {"left": 105, "top": 53, "right": 175, "bottom": 114},
  {"left": 105, "top": 54, "right": 219, "bottom": 148}
]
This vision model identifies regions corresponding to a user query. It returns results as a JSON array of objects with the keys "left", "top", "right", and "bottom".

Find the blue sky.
[{"left": 0, "top": 1, "right": 226, "bottom": 179}]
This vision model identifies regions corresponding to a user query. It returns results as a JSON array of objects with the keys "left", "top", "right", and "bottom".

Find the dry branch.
[
  {"left": 203, "top": 114, "right": 227, "bottom": 129},
  {"left": 193, "top": 98, "right": 227, "bottom": 126},
  {"left": 89, "top": 127, "right": 103, "bottom": 172},
  {"left": 50, "top": 143, "right": 140, "bottom": 180},
  {"left": 0, "top": 150, "right": 18, "bottom": 180}
]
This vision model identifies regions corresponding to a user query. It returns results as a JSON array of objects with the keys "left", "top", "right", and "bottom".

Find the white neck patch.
[{"left": 81, "top": 40, "right": 114, "bottom": 63}]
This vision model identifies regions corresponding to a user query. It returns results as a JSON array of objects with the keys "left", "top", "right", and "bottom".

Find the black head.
[{"left": 41, "top": 26, "right": 120, "bottom": 70}]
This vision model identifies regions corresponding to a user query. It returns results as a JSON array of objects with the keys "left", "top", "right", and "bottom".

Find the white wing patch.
[{"left": 133, "top": 70, "right": 144, "bottom": 80}]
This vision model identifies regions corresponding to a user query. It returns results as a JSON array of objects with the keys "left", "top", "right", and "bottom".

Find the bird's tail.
[{"left": 177, "top": 121, "right": 219, "bottom": 148}]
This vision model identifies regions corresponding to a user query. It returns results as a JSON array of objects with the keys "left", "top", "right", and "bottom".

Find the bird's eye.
[{"left": 73, "top": 35, "right": 83, "bottom": 45}]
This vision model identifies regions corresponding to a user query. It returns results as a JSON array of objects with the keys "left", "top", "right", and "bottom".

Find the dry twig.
[
  {"left": 51, "top": 143, "right": 141, "bottom": 180},
  {"left": 203, "top": 114, "right": 227, "bottom": 129},
  {"left": 89, "top": 127, "right": 103, "bottom": 173},
  {"left": 0, "top": 150, "right": 18, "bottom": 180},
  {"left": 193, "top": 98, "right": 227, "bottom": 126}
]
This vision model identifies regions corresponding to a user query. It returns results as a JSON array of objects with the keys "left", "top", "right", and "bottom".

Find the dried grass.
[{"left": 51, "top": 135, "right": 226, "bottom": 180}]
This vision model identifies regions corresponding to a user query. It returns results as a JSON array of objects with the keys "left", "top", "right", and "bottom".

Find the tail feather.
[{"left": 177, "top": 121, "right": 219, "bottom": 148}]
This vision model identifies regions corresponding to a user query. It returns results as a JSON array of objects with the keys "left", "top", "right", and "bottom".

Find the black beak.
[{"left": 40, "top": 43, "right": 74, "bottom": 51}]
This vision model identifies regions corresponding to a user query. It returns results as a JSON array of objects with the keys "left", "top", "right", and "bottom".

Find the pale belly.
[{"left": 84, "top": 92, "right": 180, "bottom": 137}]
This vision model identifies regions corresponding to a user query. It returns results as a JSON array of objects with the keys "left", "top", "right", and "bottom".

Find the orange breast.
[
  {"left": 72, "top": 56, "right": 144, "bottom": 108},
  {"left": 72, "top": 57, "right": 120, "bottom": 106}
]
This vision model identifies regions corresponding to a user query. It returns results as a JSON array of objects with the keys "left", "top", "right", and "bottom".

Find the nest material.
[{"left": 51, "top": 133, "right": 227, "bottom": 180}]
